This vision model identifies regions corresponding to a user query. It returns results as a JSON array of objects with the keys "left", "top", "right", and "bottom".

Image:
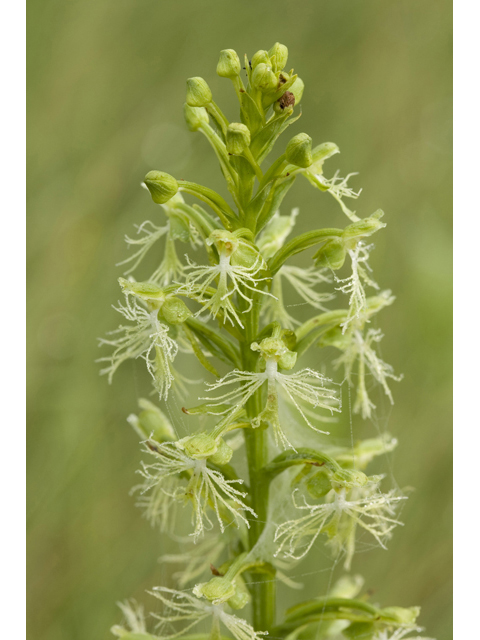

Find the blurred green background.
[{"left": 27, "top": 1, "right": 452, "bottom": 638}]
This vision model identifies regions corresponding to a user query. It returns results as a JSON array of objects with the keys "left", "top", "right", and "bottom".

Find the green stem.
[{"left": 236, "top": 168, "right": 275, "bottom": 630}]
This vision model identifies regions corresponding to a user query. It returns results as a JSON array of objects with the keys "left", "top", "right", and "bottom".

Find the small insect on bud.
[
  {"left": 144, "top": 170, "right": 178, "bottom": 204},
  {"left": 289, "top": 76, "right": 305, "bottom": 104},
  {"left": 186, "top": 76, "right": 212, "bottom": 107},
  {"left": 285, "top": 132, "right": 313, "bottom": 168},
  {"left": 268, "top": 42, "right": 288, "bottom": 72},
  {"left": 217, "top": 49, "right": 241, "bottom": 78},
  {"left": 160, "top": 297, "right": 191, "bottom": 325},
  {"left": 226, "top": 122, "right": 251, "bottom": 155},
  {"left": 251, "top": 63, "right": 277, "bottom": 92},
  {"left": 313, "top": 238, "right": 347, "bottom": 270},
  {"left": 183, "top": 103, "right": 209, "bottom": 132},
  {"left": 273, "top": 90, "right": 295, "bottom": 114},
  {"left": 251, "top": 49, "right": 270, "bottom": 69}
]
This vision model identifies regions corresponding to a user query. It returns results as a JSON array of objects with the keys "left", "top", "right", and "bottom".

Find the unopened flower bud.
[
  {"left": 286, "top": 133, "right": 313, "bottom": 168},
  {"left": 183, "top": 103, "right": 209, "bottom": 132},
  {"left": 144, "top": 170, "right": 178, "bottom": 204},
  {"left": 160, "top": 297, "right": 191, "bottom": 325},
  {"left": 226, "top": 123, "right": 251, "bottom": 155},
  {"left": 313, "top": 238, "right": 347, "bottom": 270},
  {"left": 127, "top": 398, "right": 176, "bottom": 441},
  {"left": 217, "top": 49, "right": 241, "bottom": 78},
  {"left": 251, "top": 50, "right": 270, "bottom": 69},
  {"left": 268, "top": 42, "right": 288, "bottom": 71},
  {"left": 251, "top": 63, "right": 277, "bottom": 92},
  {"left": 186, "top": 76, "right": 212, "bottom": 107},
  {"left": 209, "top": 438, "right": 233, "bottom": 465},
  {"left": 194, "top": 577, "right": 235, "bottom": 603}
]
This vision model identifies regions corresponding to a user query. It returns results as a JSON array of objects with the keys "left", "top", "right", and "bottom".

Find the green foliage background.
[{"left": 27, "top": 1, "right": 452, "bottom": 638}]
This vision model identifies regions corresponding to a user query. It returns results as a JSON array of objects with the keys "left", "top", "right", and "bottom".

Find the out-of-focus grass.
[{"left": 27, "top": 1, "right": 452, "bottom": 638}]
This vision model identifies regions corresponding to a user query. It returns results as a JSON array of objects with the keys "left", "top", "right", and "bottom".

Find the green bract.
[{"left": 101, "top": 42, "right": 427, "bottom": 640}]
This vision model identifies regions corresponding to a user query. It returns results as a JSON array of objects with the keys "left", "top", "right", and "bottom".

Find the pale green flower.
[
  {"left": 316, "top": 170, "right": 362, "bottom": 222},
  {"left": 111, "top": 599, "right": 151, "bottom": 638},
  {"left": 136, "top": 439, "right": 256, "bottom": 541},
  {"left": 275, "top": 485, "right": 405, "bottom": 568},
  {"left": 335, "top": 326, "right": 403, "bottom": 419},
  {"left": 150, "top": 587, "right": 267, "bottom": 640},
  {"left": 118, "top": 193, "right": 199, "bottom": 286},
  {"left": 181, "top": 230, "right": 275, "bottom": 328},
  {"left": 202, "top": 339, "right": 340, "bottom": 449},
  {"left": 98, "top": 295, "right": 178, "bottom": 401},
  {"left": 335, "top": 241, "right": 379, "bottom": 332}
]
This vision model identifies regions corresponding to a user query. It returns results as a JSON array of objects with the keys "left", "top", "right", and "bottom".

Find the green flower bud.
[
  {"left": 160, "top": 297, "right": 191, "bottom": 325},
  {"left": 144, "top": 170, "right": 178, "bottom": 204},
  {"left": 183, "top": 103, "right": 209, "bottom": 132},
  {"left": 186, "top": 76, "right": 212, "bottom": 107},
  {"left": 118, "top": 278, "right": 166, "bottom": 302},
  {"left": 313, "top": 238, "right": 347, "bottom": 270},
  {"left": 380, "top": 606, "right": 420, "bottom": 626},
  {"left": 217, "top": 49, "right": 241, "bottom": 78},
  {"left": 194, "top": 577, "right": 236, "bottom": 603},
  {"left": 268, "top": 42, "right": 288, "bottom": 71},
  {"left": 332, "top": 468, "right": 369, "bottom": 488},
  {"left": 251, "top": 63, "right": 277, "bottom": 92},
  {"left": 289, "top": 76, "right": 305, "bottom": 104},
  {"left": 226, "top": 122, "right": 251, "bottom": 155},
  {"left": 177, "top": 433, "right": 218, "bottom": 459},
  {"left": 127, "top": 398, "right": 176, "bottom": 442},
  {"left": 285, "top": 133, "right": 313, "bottom": 168},
  {"left": 209, "top": 438, "right": 233, "bottom": 465},
  {"left": 251, "top": 50, "right": 270, "bottom": 69},
  {"left": 306, "top": 469, "right": 333, "bottom": 498}
]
